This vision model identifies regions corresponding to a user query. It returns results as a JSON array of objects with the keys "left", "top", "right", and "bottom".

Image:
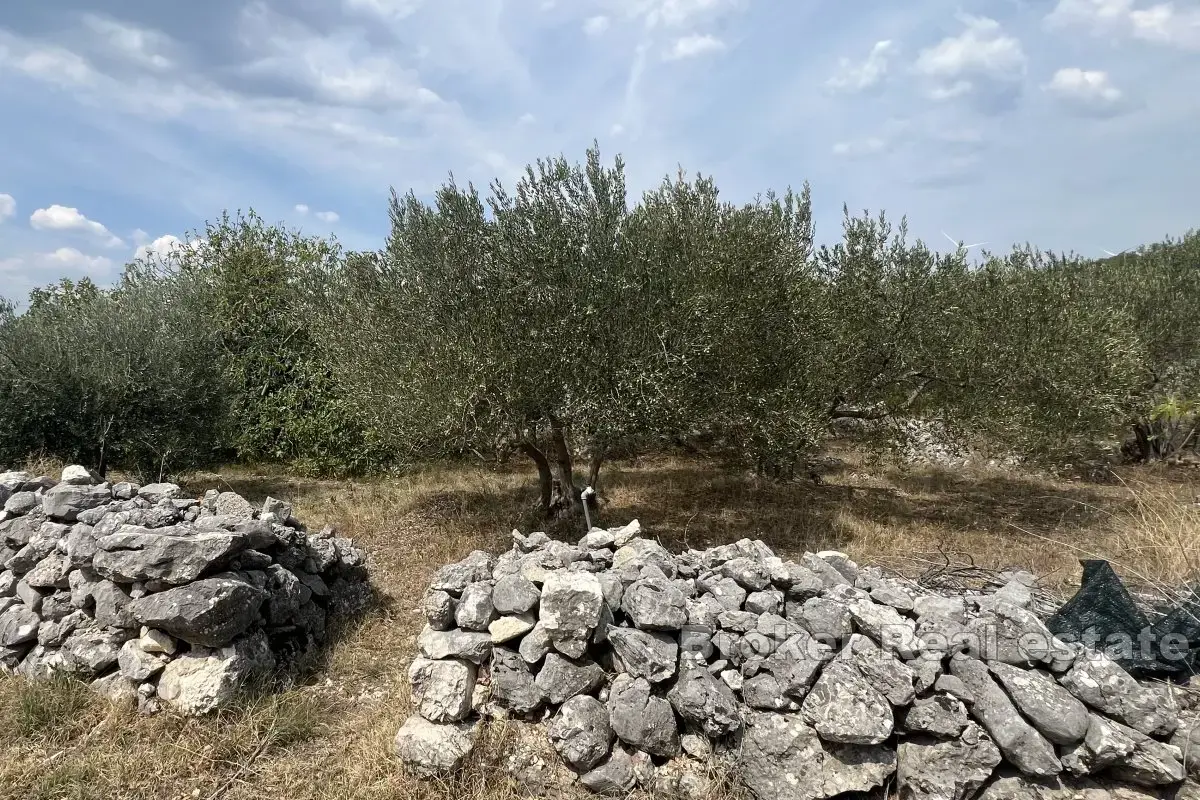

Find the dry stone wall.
[
  {"left": 0, "top": 466, "right": 368, "bottom": 714},
  {"left": 396, "top": 520, "right": 1200, "bottom": 800}
]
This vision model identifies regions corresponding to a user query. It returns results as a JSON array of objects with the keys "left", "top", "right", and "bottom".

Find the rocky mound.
[
  {"left": 395, "top": 520, "right": 1200, "bottom": 800},
  {"left": 0, "top": 466, "right": 368, "bottom": 714}
]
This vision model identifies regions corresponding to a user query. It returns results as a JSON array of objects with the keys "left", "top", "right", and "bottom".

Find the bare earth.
[{"left": 2, "top": 451, "right": 1197, "bottom": 800}]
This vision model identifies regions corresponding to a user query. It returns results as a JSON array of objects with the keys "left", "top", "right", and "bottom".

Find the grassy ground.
[{"left": 1, "top": 451, "right": 1198, "bottom": 800}]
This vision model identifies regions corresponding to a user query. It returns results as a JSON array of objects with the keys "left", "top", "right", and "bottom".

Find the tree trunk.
[
  {"left": 1131, "top": 420, "right": 1158, "bottom": 462},
  {"left": 548, "top": 417, "right": 582, "bottom": 516},
  {"left": 519, "top": 439, "right": 554, "bottom": 516},
  {"left": 587, "top": 449, "right": 605, "bottom": 495}
]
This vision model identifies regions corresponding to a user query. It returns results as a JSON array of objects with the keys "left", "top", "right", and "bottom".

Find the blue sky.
[{"left": 1, "top": 0, "right": 1198, "bottom": 303}]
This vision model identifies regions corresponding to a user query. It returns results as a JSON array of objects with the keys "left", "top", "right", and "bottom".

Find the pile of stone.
[
  {"left": 0, "top": 466, "right": 368, "bottom": 714},
  {"left": 395, "top": 520, "right": 1200, "bottom": 800}
]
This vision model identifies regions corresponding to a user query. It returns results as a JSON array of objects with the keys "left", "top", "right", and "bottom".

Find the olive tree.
[{"left": 0, "top": 273, "right": 228, "bottom": 477}]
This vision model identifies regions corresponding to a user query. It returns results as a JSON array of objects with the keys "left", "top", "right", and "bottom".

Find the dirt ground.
[{"left": 2, "top": 451, "right": 1198, "bottom": 800}]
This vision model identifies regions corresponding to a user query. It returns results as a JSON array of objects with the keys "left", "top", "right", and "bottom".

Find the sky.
[{"left": 1, "top": 0, "right": 1198, "bottom": 303}]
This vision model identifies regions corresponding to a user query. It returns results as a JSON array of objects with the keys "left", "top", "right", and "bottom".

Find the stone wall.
[
  {"left": 396, "top": 521, "right": 1200, "bottom": 800},
  {"left": 0, "top": 466, "right": 368, "bottom": 714}
]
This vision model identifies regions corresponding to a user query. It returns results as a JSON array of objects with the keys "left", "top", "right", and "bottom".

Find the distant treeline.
[{"left": 1, "top": 146, "right": 1196, "bottom": 515}]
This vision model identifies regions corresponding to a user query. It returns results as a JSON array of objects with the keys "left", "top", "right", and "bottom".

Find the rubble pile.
[
  {"left": 396, "top": 520, "right": 1200, "bottom": 800},
  {"left": 0, "top": 466, "right": 368, "bottom": 714}
]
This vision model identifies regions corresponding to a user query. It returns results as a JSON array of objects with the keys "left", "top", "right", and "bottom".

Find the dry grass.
[{"left": 1, "top": 451, "right": 1197, "bottom": 800}]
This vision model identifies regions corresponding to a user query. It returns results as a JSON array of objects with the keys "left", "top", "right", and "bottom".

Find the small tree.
[{"left": 0, "top": 273, "right": 228, "bottom": 477}]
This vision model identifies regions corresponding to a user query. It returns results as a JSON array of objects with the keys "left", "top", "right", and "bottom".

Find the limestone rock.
[
  {"left": 393, "top": 714, "right": 480, "bottom": 777},
  {"left": 409, "top": 657, "right": 476, "bottom": 723},
  {"left": 801, "top": 658, "right": 893, "bottom": 745},
  {"left": 949, "top": 657, "right": 1061, "bottom": 777},
  {"left": 738, "top": 710, "right": 897, "bottom": 800},
  {"left": 667, "top": 667, "right": 742, "bottom": 737},
  {"left": 1059, "top": 653, "right": 1178, "bottom": 737},
  {"left": 897, "top": 723, "right": 1002, "bottom": 800},
  {"left": 547, "top": 694, "right": 613, "bottom": 771},
  {"left": 989, "top": 661, "right": 1089, "bottom": 745},
  {"left": 608, "top": 674, "right": 681, "bottom": 759},
  {"left": 128, "top": 577, "right": 266, "bottom": 647}
]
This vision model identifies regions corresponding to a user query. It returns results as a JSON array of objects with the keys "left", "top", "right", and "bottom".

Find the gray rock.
[
  {"left": 4, "top": 491, "right": 39, "bottom": 515},
  {"left": 535, "top": 652, "right": 604, "bottom": 704},
  {"left": 518, "top": 621, "right": 552, "bottom": 664},
  {"left": 801, "top": 658, "right": 893, "bottom": 745},
  {"left": 717, "top": 609, "right": 760, "bottom": 633},
  {"left": 421, "top": 590, "right": 455, "bottom": 630},
  {"left": 0, "top": 603, "right": 39, "bottom": 646},
  {"left": 94, "top": 524, "right": 269, "bottom": 585},
  {"left": 738, "top": 710, "right": 897, "bottom": 800},
  {"left": 903, "top": 695, "right": 970, "bottom": 738},
  {"left": 118, "top": 638, "right": 167, "bottom": 681},
  {"left": 128, "top": 577, "right": 267, "bottom": 647},
  {"left": 64, "top": 523, "right": 101, "bottom": 568},
  {"left": 912, "top": 657, "right": 943, "bottom": 694},
  {"left": 491, "top": 646, "right": 546, "bottom": 715},
  {"left": 697, "top": 575, "right": 747, "bottom": 611},
  {"left": 761, "top": 630, "right": 831, "bottom": 700},
  {"left": 37, "top": 609, "right": 86, "bottom": 647},
  {"left": 667, "top": 667, "right": 742, "bottom": 737},
  {"left": 743, "top": 672, "right": 796, "bottom": 711},
  {"left": 454, "top": 582, "right": 496, "bottom": 631},
  {"left": 897, "top": 722, "right": 1003, "bottom": 800},
  {"left": 967, "top": 602, "right": 1073, "bottom": 671},
  {"left": 539, "top": 571, "right": 604, "bottom": 652},
  {"left": 935, "top": 674, "right": 976, "bottom": 704},
  {"left": 842, "top": 633, "right": 916, "bottom": 706},
  {"left": 612, "top": 538, "right": 676, "bottom": 578},
  {"left": 580, "top": 746, "right": 636, "bottom": 796},
  {"left": 42, "top": 483, "right": 111, "bottom": 522},
  {"left": 1171, "top": 714, "right": 1200, "bottom": 780},
  {"left": 492, "top": 575, "right": 540, "bottom": 615},
  {"left": 22, "top": 552, "right": 68, "bottom": 588},
  {"left": 914, "top": 595, "right": 968, "bottom": 621},
  {"left": 849, "top": 598, "right": 920, "bottom": 657},
  {"left": 92, "top": 580, "right": 137, "bottom": 628},
  {"left": 721, "top": 556, "right": 772, "bottom": 590},
  {"left": 1110, "top": 726, "right": 1187, "bottom": 787},
  {"left": 60, "top": 626, "right": 126, "bottom": 674},
  {"left": 90, "top": 672, "right": 139, "bottom": 708},
  {"left": 989, "top": 661, "right": 1089, "bottom": 744},
  {"left": 547, "top": 694, "right": 613, "bottom": 771},
  {"left": 393, "top": 714, "right": 480, "bottom": 777},
  {"left": 949, "top": 656, "right": 1061, "bottom": 777},
  {"left": 1058, "top": 652, "right": 1178, "bottom": 737},
  {"left": 745, "top": 589, "right": 784, "bottom": 615},
  {"left": 137, "top": 483, "right": 181, "bottom": 504},
  {"left": 622, "top": 573, "right": 687, "bottom": 630},
  {"left": 801, "top": 552, "right": 852, "bottom": 589},
  {"left": 818, "top": 551, "right": 859, "bottom": 582},
  {"left": 213, "top": 491, "right": 255, "bottom": 519},
  {"left": 795, "top": 596, "right": 853, "bottom": 644},
  {"left": 607, "top": 627, "right": 678, "bottom": 683},
  {"left": 430, "top": 550, "right": 495, "bottom": 595},
  {"left": 417, "top": 626, "right": 492, "bottom": 664},
  {"left": 0, "top": 570, "right": 14, "bottom": 597},
  {"left": 409, "top": 657, "right": 476, "bottom": 722},
  {"left": 158, "top": 632, "right": 274, "bottom": 714},
  {"left": 607, "top": 674, "right": 680, "bottom": 758},
  {"left": 870, "top": 579, "right": 917, "bottom": 612}
]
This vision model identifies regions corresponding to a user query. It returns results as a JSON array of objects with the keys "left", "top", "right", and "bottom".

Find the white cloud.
[
  {"left": 238, "top": 4, "right": 445, "bottom": 110},
  {"left": 0, "top": 193, "right": 14, "bottom": 222},
  {"left": 517, "top": 112, "right": 536, "bottom": 124},
  {"left": 584, "top": 15, "right": 611, "bottom": 35},
  {"left": 827, "top": 40, "right": 895, "bottom": 93},
  {"left": 315, "top": 210, "right": 340, "bottom": 223},
  {"left": 1044, "top": 67, "right": 1133, "bottom": 115},
  {"left": 133, "top": 233, "right": 205, "bottom": 262},
  {"left": 1045, "top": 0, "right": 1200, "bottom": 50},
  {"left": 914, "top": 15, "right": 1026, "bottom": 97},
  {"left": 294, "top": 204, "right": 310, "bottom": 214},
  {"left": 29, "top": 204, "right": 123, "bottom": 247},
  {"left": 81, "top": 14, "right": 174, "bottom": 70},
  {"left": 42, "top": 247, "right": 114, "bottom": 272},
  {"left": 10, "top": 42, "right": 94, "bottom": 87},
  {"left": 663, "top": 33, "right": 726, "bottom": 61}
]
